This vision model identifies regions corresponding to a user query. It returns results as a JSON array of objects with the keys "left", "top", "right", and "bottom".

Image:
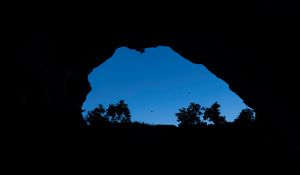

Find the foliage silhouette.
[
  {"left": 86, "top": 104, "right": 109, "bottom": 128},
  {"left": 106, "top": 100, "right": 131, "bottom": 127},
  {"left": 85, "top": 100, "right": 131, "bottom": 128},
  {"left": 234, "top": 108, "right": 256, "bottom": 128},
  {"left": 176, "top": 102, "right": 207, "bottom": 128},
  {"left": 203, "top": 102, "right": 227, "bottom": 127},
  {"left": 85, "top": 100, "right": 256, "bottom": 129}
]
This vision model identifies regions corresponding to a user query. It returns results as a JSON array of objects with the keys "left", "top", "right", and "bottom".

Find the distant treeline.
[{"left": 83, "top": 100, "right": 256, "bottom": 129}]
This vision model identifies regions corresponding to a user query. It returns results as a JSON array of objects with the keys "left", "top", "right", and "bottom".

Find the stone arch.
[
  {"left": 12, "top": 29, "right": 298, "bottom": 158},
  {"left": 13, "top": 31, "right": 276, "bottom": 128},
  {"left": 9, "top": 0, "right": 300, "bottom": 160}
]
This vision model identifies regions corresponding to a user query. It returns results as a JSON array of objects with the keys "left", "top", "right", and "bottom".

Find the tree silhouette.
[
  {"left": 234, "top": 108, "right": 256, "bottom": 128},
  {"left": 176, "top": 102, "right": 205, "bottom": 128},
  {"left": 107, "top": 104, "right": 118, "bottom": 125},
  {"left": 203, "top": 102, "right": 226, "bottom": 127},
  {"left": 85, "top": 100, "right": 132, "bottom": 128},
  {"left": 106, "top": 100, "right": 131, "bottom": 127},
  {"left": 85, "top": 104, "right": 109, "bottom": 128},
  {"left": 116, "top": 100, "right": 131, "bottom": 123}
]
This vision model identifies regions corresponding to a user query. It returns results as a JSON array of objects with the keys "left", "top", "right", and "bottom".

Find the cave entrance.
[{"left": 82, "top": 46, "right": 251, "bottom": 126}]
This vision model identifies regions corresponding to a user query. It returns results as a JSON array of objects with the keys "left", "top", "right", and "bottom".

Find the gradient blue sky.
[{"left": 82, "top": 46, "right": 249, "bottom": 125}]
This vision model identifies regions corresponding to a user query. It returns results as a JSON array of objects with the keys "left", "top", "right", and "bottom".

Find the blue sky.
[{"left": 82, "top": 46, "right": 249, "bottom": 125}]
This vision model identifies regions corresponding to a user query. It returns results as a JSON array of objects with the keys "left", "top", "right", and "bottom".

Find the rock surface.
[{"left": 8, "top": 1, "right": 299, "bottom": 159}]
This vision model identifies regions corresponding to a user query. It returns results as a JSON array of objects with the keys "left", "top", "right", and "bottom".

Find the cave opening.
[{"left": 82, "top": 46, "right": 253, "bottom": 127}]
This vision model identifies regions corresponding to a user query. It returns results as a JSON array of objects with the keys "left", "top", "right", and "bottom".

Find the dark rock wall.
[{"left": 9, "top": 1, "right": 299, "bottom": 158}]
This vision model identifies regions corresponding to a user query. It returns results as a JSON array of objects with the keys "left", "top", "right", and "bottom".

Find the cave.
[
  {"left": 13, "top": 30, "right": 298, "bottom": 157},
  {"left": 10, "top": 2, "right": 300, "bottom": 160}
]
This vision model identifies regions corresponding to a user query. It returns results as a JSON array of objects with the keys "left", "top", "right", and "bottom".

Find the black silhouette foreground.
[
  {"left": 82, "top": 101, "right": 266, "bottom": 162},
  {"left": 10, "top": 3, "right": 300, "bottom": 162}
]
